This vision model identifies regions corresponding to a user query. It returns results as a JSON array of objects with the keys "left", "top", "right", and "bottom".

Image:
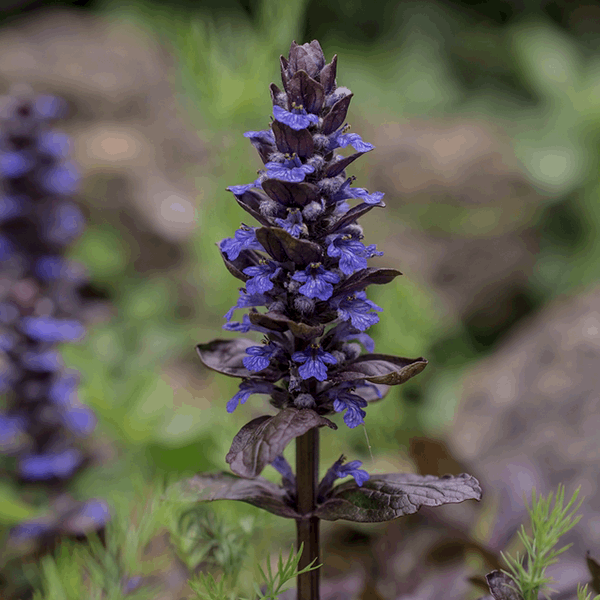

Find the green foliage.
[
  {"left": 577, "top": 583, "right": 600, "bottom": 600},
  {"left": 188, "top": 542, "right": 321, "bottom": 600},
  {"left": 500, "top": 484, "right": 584, "bottom": 600}
]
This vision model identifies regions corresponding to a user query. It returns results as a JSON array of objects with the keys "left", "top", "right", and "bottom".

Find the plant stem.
[{"left": 296, "top": 425, "right": 320, "bottom": 600}]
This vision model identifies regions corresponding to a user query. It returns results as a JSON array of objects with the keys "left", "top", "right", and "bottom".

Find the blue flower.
[
  {"left": 35, "top": 256, "right": 87, "bottom": 283},
  {"left": 227, "top": 379, "right": 274, "bottom": 413},
  {"left": 0, "top": 152, "right": 34, "bottom": 178},
  {"left": 220, "top": 225, "right": 264, "bottom": 261},
  {"left": 342, "top": 330, "right": 376, "bottom": 352},
  {"left": 271, "top": 454, "right": 296, "bottom": 490},
  {"left": 317, "top": 454, "right": 370, "bottom": 501},
  {"left": 0, "top": 413, "right": 26, "bottom": 448},
  {"left": 328, "top": 130, "right": 374, "bottom": 153},
  {"left": 20, "top": 316, "right": 85, "bottom": 343},
  {"left": 292, "top": 344, "right": 337, "bottom": 381},
  {"left": 326, "top": 234, "right": 368, "bottom": 275},
  {"left": 38, "top": 132, "right": 72, "bottom": 160},
  {"left": 223, "top": 314, "right": 270, "bottom": 334},
  {"left": 329, "top": 388, "right": 368, "bottom": 428},
  {"left": 9, "top": 521, "right": 53, "bottom": 542},
  {"left": 332, "top": 293, "right": 381, "bottom": 331},
  {"left": 364, "top": 244, "right": 384, "bottom": 259},
  {"left": 243, "top": 261, "right": 281, "bottom": 295},
  {"left": 273, "top": 105, "right": 319, "bottom": 131},
  {"left": 20, "top": 350, "right": 63, "bottom": 372},
  {"left": 265, "top": 156, "right": 315, "bottom": 183},
  {"left": 291, "top": 263, "right": 340, "bottom": 301},
  {"left": 335, "top": 459, "right": 370, "bottom": 486},
  {"left": 61, "top": 405, "right": 97, "bottom": 436},
  {"left": 42, "top": 201, "right": 85, "bottom": 244},
  {"left": 332, "top": 177, "right": 384, "bottom": 205},
  {"left": 48, "top": 371, "right": 79, "bottom": 406},
  {"left": 41, "top": 162, "right": 80, "bottom": 195},
  {"left": 73, "top": 498, "right": 111, "bottom": 529},
  {"left": 275, "top": 208, "right": 304, "bottom": 238},
  {"left": 18, "top": 448, "right": 82, "bottom": 480},
  {"left": 243, "top": 129, "right": 275, "bottom": 144},
  {"left": 227, "top": 178, "right": 263, "bottom": 195},
  {"left": 0, "top": 194, "right": 24, "bottom": 223},
  {"left": 243, "top": 342, "right": 280, "bottom": 372},
  {"left": 224, "top": 290, "right": 270, "bottom": 322}
]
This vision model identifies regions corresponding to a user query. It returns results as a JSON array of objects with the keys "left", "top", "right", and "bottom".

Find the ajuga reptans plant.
[
  {"left": 187, "top": 41, "right": 483, "bottom": 600},
  {"left": 0, "top": 85, "right": 109, "bottom": 591}
]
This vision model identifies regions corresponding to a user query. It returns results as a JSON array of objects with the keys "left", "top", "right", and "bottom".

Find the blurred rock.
[
  {"left": 449, "top": 283, "right": 600, "bottom": 595},
  {"left": 371, "top": 118, "right": 541, "bottom": 208},
  {"left": 0, "top": 8, "right": 206, "bottom": 247},
  {"left": 382, "top": 224, "right": 540, "bottom": 326}
]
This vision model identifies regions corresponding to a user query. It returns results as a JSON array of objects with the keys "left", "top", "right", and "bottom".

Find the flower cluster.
[
  {"left": 0, "top": 85, "right": 109, "bottom": 546},
  {"left": 198, "top": 41, "right": 428, "bottom": 492}
]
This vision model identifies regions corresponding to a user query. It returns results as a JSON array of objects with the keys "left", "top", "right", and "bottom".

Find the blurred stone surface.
[
  {"left": 371, "top": 118, "right": 542, "bottom": 208},
  {"left": 382, "top": 225, "right": 540, "bottom": 326},
  {"left": 0, "top": 8, "right": 206, "bottom": 247},
  {"left": 448, "top": 283, "right": 600, "bottom": 596}
]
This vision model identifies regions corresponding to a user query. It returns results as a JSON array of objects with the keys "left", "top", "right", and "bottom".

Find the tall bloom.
[
  {"left": 0, "top": 86, "right": 109, "bottom": 553},
  {"left": 196, "top": 39, "right": 430, "bottom": 512}
]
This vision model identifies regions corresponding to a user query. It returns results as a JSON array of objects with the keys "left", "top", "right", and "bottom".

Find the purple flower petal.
[{"left": 273, "top": 105, "right": 319, "bottom": 131}]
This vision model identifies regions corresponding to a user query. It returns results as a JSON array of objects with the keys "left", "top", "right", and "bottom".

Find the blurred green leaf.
[
  {"left": 0, "top": 482, "right": 37, "bottom": 525},
  {"left": 68, "top": 224, "right": 129, "bottom": 281}
]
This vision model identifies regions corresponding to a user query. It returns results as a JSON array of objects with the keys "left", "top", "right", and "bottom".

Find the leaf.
[
  {"left": 196, "top": 339, "right": 281, "bottom": 381},
  {"left": 226, "top": 408, "right": 337, "bottom": 478},
  {"left": 328, "top": 202, "right": 385, "bottom": 234},
  {"left": 325, "top": 152, "right": 365, "bottom": 178},
  {"left": 262, "top": 179, "right": 319, "bottom": 207},
  {"left": 322, "top": 93, "right": 353, "bottom": 135},
  {"left": 331, "top": 354, "right": 427, "bottom": 385},
  {"left": 485, "top": 571, "right": 524, "bottom": 600},
  {"left": 587, "top": 551, "right": 600, "bottom": 593},
  {"left": 320, "top": 55, "right": 337, "bottom": 95},
  {"left": 334, "top": 267, "right": 402, "bottom": 296},
  {"left": 175, "top": 471, "right": 301, "bottom": 519},
  {"left": 280, "top": 55, "right": 290, "bottom": 90},
  {"left": 255, "top": 226, "right": 322, "bottom": 265},
  {"left": 249, "top": 311, "right": 325, "bottom": 340},
  {"left": 272, "top": 121, "right": 314, "bottom": 157},
  {"left": 314, "top": 472, "right": 482, "bottom": 522},
  {"left": 219, "top": 247, "right": 263, "bottom": 283},
  {"left": 286, "top": 70, "right": 325, "bottom": 114},
  {"left": 233, "top": 189, "right": 273, "bottom": 227}
]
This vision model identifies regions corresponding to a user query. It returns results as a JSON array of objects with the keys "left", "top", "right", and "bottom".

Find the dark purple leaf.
[
  {"left": 271, "top": 120, "right": 314, "bottom": 157},
  {"left": 262, "top": 179, "right": 319, "bottom": 208},
  {"left": 280, "top": 55, "right": 290, "bottom": 90},
  {"left": 249, "top": 310, "right": 324, "bottom": 340},
  {"left": 328, "top": 202, "right": 385, "bottom": 234},
  {"left": 219, "top": 247, "right": 263, "bottom": 283},
  {"left": 288, "top": 41, "right": 325, "bottom": 78},
  {"left": 175, "top": 471, "right": 301, "bottom": 519},
  {"left": 233, "top": 189, "right": 273, "bottom": 227},
  {"left": 331, "top": 354, "right": 427, "bottom": 385},
  {"left": 587, "top": 551, "right": 600, "bottom": 593},
  {"left": 270, "top": 82, "right": 284, "bottom": 107},
  {"left": 485, "top": 571, "right": 524, "bottom": 600},
  {"left": 255, "top": 226, "right": 322, "bottom": 265},
  {"left": 322, "top": 94, "right": 353, "bottom": 135},
  {"left": 320, "top": 55, "right": 338, "bottom": 95},
  {"left": 286, "top": 70, "right": 325, "bottom": 114},
  {"left": 325, "top": 152, "right": 365, "bottom": 178},
  {"left": 335, "top": 268, "right": 402, "bottom": 297},
  {"left": 314, "top": 472, "right": 482, "bottom": 522},
  {"left": 196, "top": 339, "right": 280, "bottom": 380},
  {"left": 226, "top": 408, "right": 337, "bottom": 478}
]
